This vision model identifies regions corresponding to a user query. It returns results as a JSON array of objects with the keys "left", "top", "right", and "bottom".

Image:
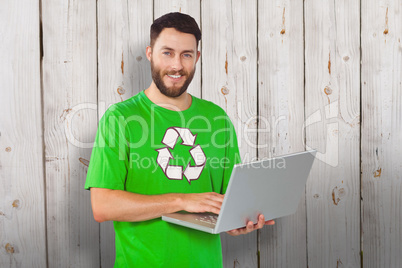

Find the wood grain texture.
[
  {"left": 361, "top": 0, "right": 402, "bottom": 267},
  {"left": 97, "top": 0, "right": 153, "bottom": 266},
  {"left": 0, "top": 1, "right": 47, "bottom": 267},
  {"left": 305, "top": 0, "right": 361, "bottom": 267},
  {"left": 257, "top": 1, "right": 306, "bottom": 267},
  {"left": 2, "top": 1, "right": 402, "bottom": 267},
  {"left": 201, "top": 0, "right": 258, "bottom": 266},
  {"left": 42, "top": 0, "right": 99, "bottom": 267},
  {"left": 154, "top": 0, "right": 202, "bottom": 98},
  {"left": 97, "top": 0, "right": 153, "bottom": 116}
]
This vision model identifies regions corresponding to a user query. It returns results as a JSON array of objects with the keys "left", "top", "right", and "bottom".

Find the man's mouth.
[{"left": 167, "top": 74, "right": 182, "bottom": 79}]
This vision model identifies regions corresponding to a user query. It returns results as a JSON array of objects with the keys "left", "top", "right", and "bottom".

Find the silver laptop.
[{"left": 162, "top": 150, "right": 316, "bottom": 234}]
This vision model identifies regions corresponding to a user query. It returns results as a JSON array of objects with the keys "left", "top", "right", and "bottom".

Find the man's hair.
[{"left": 150, "top": 12, "right": 201, "bottom": 48}]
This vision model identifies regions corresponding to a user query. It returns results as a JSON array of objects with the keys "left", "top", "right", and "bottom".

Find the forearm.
[{"left": 91, "top": 188, "right": 184, "bottom": 222}]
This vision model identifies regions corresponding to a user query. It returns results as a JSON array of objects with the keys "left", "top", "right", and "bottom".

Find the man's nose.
[{"left": 171, "top": 55, "right": 183, "bottom": 71}]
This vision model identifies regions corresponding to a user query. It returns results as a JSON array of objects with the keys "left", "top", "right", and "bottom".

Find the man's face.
[{"left": 147, "top": 28, "right": 200, "bottom": 98}]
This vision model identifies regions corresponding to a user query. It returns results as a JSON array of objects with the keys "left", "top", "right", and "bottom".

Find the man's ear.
[
  {"left": 196, "top": 50, "right": 201, "bottom": 64},
  {"left": 146, "top": 46, "right": 152, "bottom": 61}
]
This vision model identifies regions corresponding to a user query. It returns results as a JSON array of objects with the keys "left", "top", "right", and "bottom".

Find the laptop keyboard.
[{"left": 196, "top": 215, "right": 218, "bottom": 225}]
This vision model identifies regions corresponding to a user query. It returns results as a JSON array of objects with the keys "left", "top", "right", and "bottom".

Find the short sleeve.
[
  {"left": 85, "top": 107, "right": 129, "bottom": 190},
  {"left": 221, "top": 116, "right": 241, "bottom": 194}
]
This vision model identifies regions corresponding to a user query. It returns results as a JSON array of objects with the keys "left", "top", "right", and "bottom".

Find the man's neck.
[{"left": 144, "top": 82, "right": 192, "bottom": 111}]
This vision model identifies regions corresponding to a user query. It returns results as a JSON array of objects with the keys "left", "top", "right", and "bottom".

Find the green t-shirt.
[{"left": 85, "top": 91, "right": 240, "bottom": 267}]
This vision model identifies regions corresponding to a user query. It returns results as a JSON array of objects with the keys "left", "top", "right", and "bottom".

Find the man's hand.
[
  {"left": 90, "top": 188, "right": 225, "bottom": 223},
  {"left": 180, "top": 192, "right": 224, "bottom": 215},
  {"left": 226, "top": 214, "right": 275, "bottom": 236}
]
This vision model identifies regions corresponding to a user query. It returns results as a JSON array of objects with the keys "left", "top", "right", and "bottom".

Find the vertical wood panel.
[
  {"left": 201, "top": 0, "right": 258, "bottom": 266},
  {"left": 361, "top": 0, "right": 402, "bottom": 267},
  {"left": 305, "top": 0, "right": 361, "bottom": 267},
  {"left": 0, "top": 1, "right": 47, "bottom": 267},
  {"left": 154, "top": 0, "right": 202, "bottom": 98},
  {"left": 98, "top": 0, "right": 153, "bottom": 114},
  {"left": 97, "top": 0, "right": 153, "bottom": 266},
  {"left": 42, "top": 0, "right": 98, "bottom": 267},
  {"left": 257, "top": 0, "right": 306, "bottom": 267}
]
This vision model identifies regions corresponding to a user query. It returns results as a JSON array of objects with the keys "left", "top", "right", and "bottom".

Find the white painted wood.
[
  {"left": 42, "top": 0, "right": 99, "bottom": 267},
  {"left": 201, "top": 0, "right": 259, "bottom": 266},
  {"left": 3, "top": 2, "right": 402, "bottom": 267},
  {"left": 361, "top": 1, "right": 402, "bottom": 267},
  {"left": 257, "top": 1, "right": 306, "bottom": 267},
  {"left": 97, "top": 0, "right": 153, "bottom": 117},
  {"left": 97, "top": 0, "right": 153, "bottom": 266},
  {"left": 0, "top": 1, "right": 47, "bottom": 267},
  {"left": 154, "top": 0, "right": 202, "bottom": 98},
  {"left": 305, "top": 0, "right": 361, "bottom": 267}
]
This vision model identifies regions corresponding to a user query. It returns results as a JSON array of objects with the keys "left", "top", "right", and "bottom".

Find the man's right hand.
[
  {"left": 179, "top": 192, "right": 224, "bottom": 215},
  {"left": 90, "top": 188, "right": 224, "bottom": 223}
]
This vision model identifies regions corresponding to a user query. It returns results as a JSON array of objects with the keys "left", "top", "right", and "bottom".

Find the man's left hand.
[{"left": 226, "top": 214, "right": 275, "bottom": 236}]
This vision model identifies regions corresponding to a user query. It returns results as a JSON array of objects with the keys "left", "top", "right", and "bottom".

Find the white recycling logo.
[{"left": 155, "top": 127, "right": 206, "bottom": 184}]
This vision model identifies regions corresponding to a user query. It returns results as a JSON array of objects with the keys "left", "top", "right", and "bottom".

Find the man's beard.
[{"left": 150, "top": 60, "right": 196, "bottom": 98}]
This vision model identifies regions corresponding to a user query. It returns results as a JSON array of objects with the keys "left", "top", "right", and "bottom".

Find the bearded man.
[{"left": 85, "top": 12, "right": 273, "bottom": 267}]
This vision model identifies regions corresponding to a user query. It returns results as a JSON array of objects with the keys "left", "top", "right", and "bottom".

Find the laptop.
[{"left": 162, "top": 150, "right": 316, "bottom": 234}]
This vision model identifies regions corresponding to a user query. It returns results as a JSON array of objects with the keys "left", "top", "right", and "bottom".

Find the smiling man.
[
  {"left": 148, "top": 27, "right": 198, "bottom": 98},
  {"left": 85, "top": 12, "right": 274, "bottom": 267}
]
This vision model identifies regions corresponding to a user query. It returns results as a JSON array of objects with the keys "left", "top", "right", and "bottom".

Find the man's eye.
[
  {"left": 183, "top": 54, "right": 192, "bottom": 58},
  {"left": 163, "top": 52, "right": 171, "bottom": 56}
]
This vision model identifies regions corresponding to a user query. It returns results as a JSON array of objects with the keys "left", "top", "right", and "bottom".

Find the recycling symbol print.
[{"left": 156, "top": 127, "right": 206, "bottom": 184}]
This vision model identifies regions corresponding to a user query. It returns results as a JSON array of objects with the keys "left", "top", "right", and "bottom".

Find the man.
[{"left": 85, "top": 12, "right": 274, "bottom": 267}]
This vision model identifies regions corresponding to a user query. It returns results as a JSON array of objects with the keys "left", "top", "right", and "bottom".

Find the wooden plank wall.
[
  {"left": 1, "top": 0, "right": 402, "bottom": 267},
  {"left": 258, "top": 1, "right": 306, "bottom": 267},
  {"left": 305, "top": 0, "right": 361, "bottom": 267},
  {"left": 361, "top": 0, "right": 402, "bottom": 267},
  {"left": 0, "top": 1, "right": 47, "bottom": 267},
  {"left": 42, "top": 0, "right": 98, "bottom": 267}
]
